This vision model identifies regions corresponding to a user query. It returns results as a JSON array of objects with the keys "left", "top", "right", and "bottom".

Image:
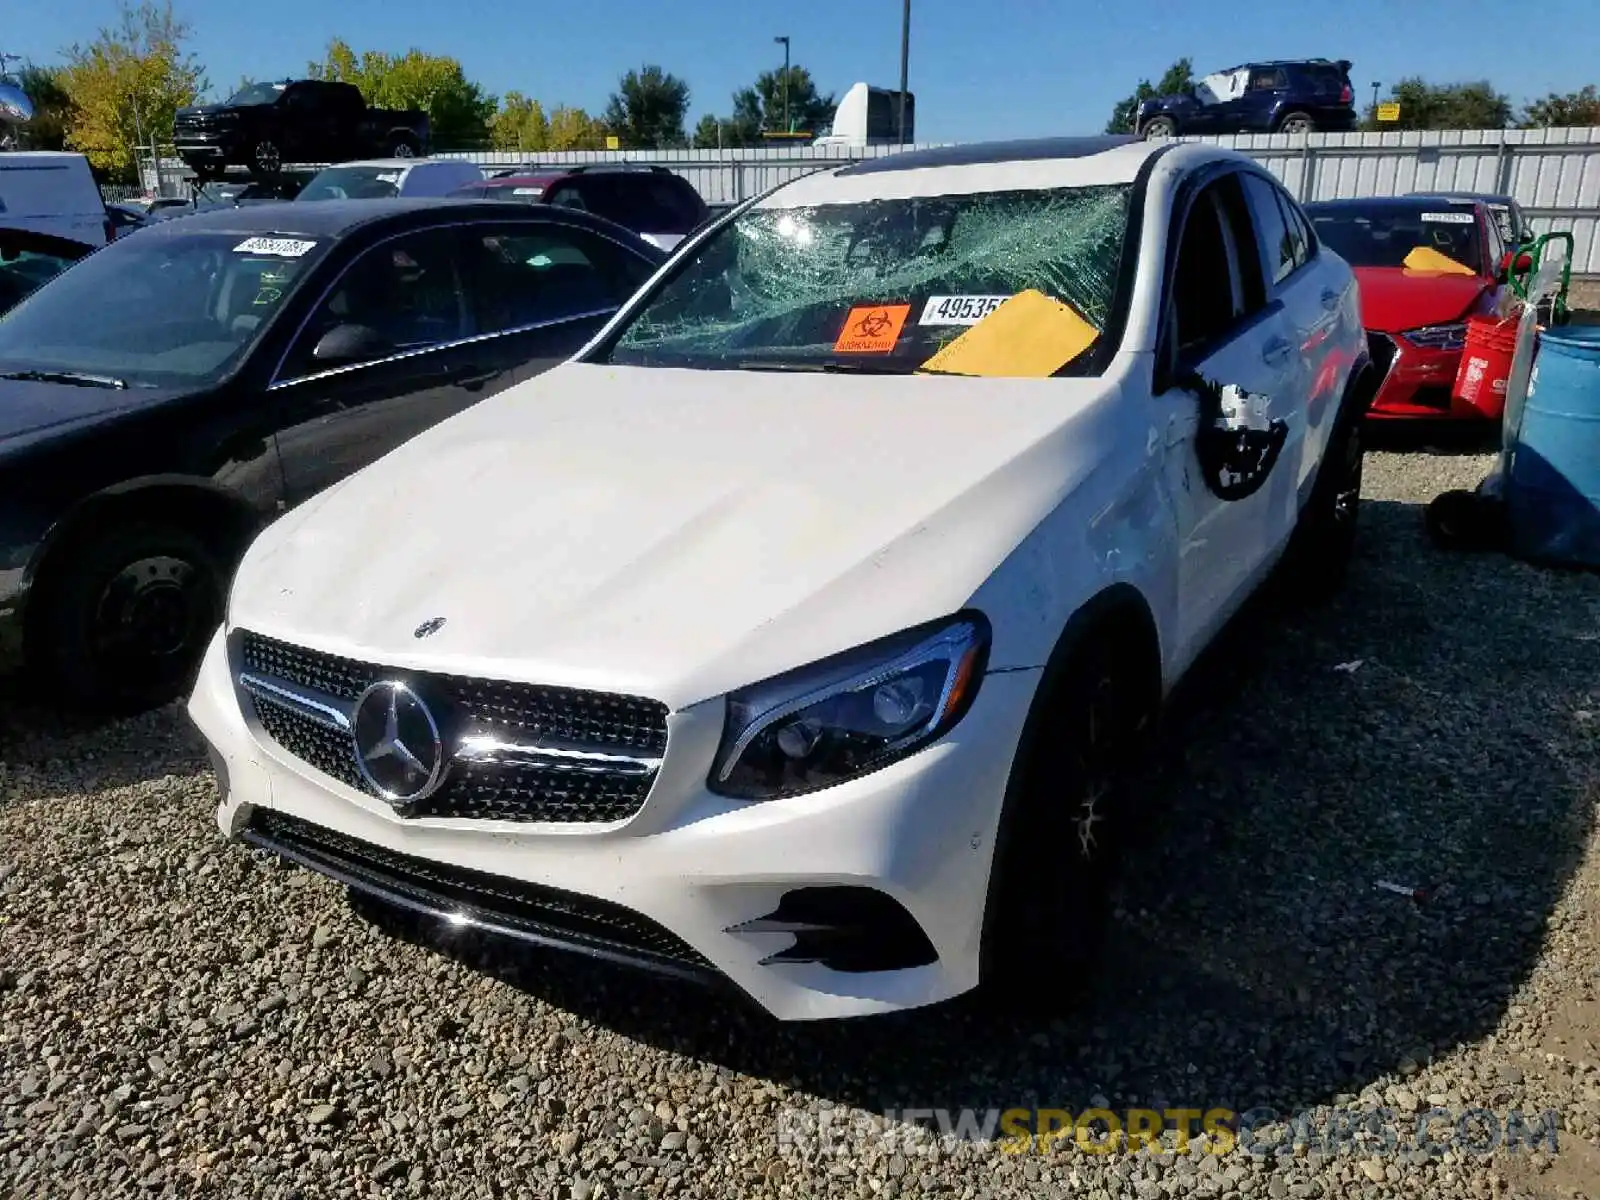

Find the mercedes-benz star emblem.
[
  {"left": 351, "top": 681, "right": 447, "bottom": 804},
  {"left": 413, "top": 616, "right": 446, "bottom": 639}
]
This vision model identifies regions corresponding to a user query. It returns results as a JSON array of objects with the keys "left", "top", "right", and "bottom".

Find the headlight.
[
  {"left": 708, "top": 612, "right": 992, "bottom": 802},
  {"left": 1401, "top": 322, "right": 1467, "bottom": 351}
]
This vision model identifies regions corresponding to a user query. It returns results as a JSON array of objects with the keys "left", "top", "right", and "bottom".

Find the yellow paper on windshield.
[
  {"left": 1403, "top": 246, "right": 1475, "bottom": 276},
  {"left": 918, "top": 289, "right": 1099, "bottom": 378}
]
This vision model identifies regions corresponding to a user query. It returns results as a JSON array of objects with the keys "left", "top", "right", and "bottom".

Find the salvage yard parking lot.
[{"left": 2, "top": 449, "right": 1598, "bottom": 1200}]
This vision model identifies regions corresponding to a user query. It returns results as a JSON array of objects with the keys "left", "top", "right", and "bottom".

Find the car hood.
[
  {"left": 1353, "top": 267, "right": 1490, "bottom": 333},
  {"left": 0, "top": 379, "right": 185, "bottom": 453},
  {"left": 231, "top": 361, "right": 1125, "bottom": 710}
]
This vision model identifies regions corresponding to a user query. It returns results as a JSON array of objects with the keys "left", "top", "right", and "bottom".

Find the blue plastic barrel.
[{"left": 1506, "top": 326, "right": 1600, "bottom": 569}]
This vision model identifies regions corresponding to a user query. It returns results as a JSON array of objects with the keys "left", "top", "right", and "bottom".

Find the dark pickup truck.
[{"left": 173, "top": 80, "right": 429, "bottom": 180}]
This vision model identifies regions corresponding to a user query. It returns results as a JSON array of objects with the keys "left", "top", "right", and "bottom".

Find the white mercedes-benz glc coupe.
[{"left": 189, "top": 135, "right": 1374, "bottom": 1021}]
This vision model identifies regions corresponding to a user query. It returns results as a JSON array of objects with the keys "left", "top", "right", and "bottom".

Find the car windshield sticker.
[
  {"left": 513, "top": 187, "right": 543, "bottom": 196},
  {"left": 919, "top": 295, "right": 1012, "bottom": 326},
  {"left": 375, "top": 172, "right": 402, "bottom": 184},
  {"left": 1420, "top": 212, "right": 1475, "bottom": 224},
  {"left": 233, "top": 237, "right": 317, "bottom": 257},
  {"left": 1402, "top": 246, "right": 1475, "bottom": 276},
  {"left": 919, "top": 289, "right": 1099, "bottom": 378},
  {"left": 834, "top": 304, "right": 911, "bottom": 353}
]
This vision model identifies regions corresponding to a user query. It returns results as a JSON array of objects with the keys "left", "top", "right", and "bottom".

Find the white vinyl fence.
[{"left": 135, "top": 126, "right": 1600, "bottom": 274}]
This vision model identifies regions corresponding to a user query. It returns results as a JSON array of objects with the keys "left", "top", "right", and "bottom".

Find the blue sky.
[{"left": 9, "top": 0, "right": 1597, "bottom": 142}]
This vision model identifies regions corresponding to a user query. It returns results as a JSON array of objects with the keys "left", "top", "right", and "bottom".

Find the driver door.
[
  {"left": 1159, "top": 171, "right": 1298, "bottom": 658},
  {"left": 267, "top": 225, "right": 491, "bottom": 505}
]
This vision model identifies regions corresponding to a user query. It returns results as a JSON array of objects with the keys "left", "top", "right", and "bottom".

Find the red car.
[
  {"left": 1305, "top": 196, "right": 1519, "bottom": 420},
  {"left": 448, "top": 164, "right": 710, "bottom": 253}
]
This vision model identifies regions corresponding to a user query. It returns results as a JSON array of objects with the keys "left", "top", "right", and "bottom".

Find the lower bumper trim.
[{"left": 241, "top": 809, "right": 723, "bottom": 987}]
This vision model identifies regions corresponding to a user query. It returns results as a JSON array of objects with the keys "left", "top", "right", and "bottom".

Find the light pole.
[
  {"left": 774, "top": 36, "right": 791, "bottom": 134},
  {"left": 897, "top": 0, "right": 911, "bottom": 146},
  {"left": 1370, "top": 81, "right": 1381, "bottom": 112}
]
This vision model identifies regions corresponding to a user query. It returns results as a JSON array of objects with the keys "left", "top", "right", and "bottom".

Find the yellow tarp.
[
  {"left": 1403, "top": 246, "right": 1475, "bottom": 276},
  {"left": 919, "top": 289, "right": 1099, "bottom": 378}
]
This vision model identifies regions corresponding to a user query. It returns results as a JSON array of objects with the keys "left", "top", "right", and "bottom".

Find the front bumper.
[
  {"left": 187, "top": 628, "right": 1042, "bottom": 1021},
  {"left": 1365, "top": 332, "right": 1490, "bottom": 421}
]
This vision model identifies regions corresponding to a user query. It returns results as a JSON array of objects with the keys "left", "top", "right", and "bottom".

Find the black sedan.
[{"left": 0, "top": 198, "right": 665, "bottom": 710}]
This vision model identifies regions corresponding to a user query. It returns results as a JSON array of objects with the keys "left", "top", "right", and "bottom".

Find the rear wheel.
[
  {"left": 388, "top": 136, "right": 419, "bottom": 159},
  {"left": 1278, "top": 111, "right": 1315, "bottom": 135},
  {"left": 980, "top": 637, "right": 1148, "bottom": 1010},
  {"left": 35, "top": 521, "right": 226, "bottom": 713},
  {"left": 248, "top": 139, "right": 282, "bottom": 178},
  {"left": 1280, "top": 389, "right": 1366, "bottom": 600}
]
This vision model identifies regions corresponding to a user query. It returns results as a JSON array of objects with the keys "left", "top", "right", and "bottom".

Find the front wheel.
[
  {"left": 1140, "top": 116, "right": 1177, "bottom": 139},
  {"left": 36, "top": 522, "right": 226, "bottom": 713},
  {"left": 980, "top": 639, "right": 1147, "bottom": 1009}
]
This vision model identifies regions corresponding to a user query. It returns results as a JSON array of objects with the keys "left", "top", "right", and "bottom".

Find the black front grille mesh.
[
  {"left": 238, "top": 632, "right": 668, "bottom": 824},
  {"left": 246, "top": 809, "right": 714, "bottom": 976}
]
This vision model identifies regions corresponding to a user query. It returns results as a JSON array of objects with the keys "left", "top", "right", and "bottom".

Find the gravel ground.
[{"left": 3, "top": 449, "right": 1599, "bottom": 1200}]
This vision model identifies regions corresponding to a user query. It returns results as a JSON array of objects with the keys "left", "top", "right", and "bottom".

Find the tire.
[
  {"left": 248, "top": 139, "right": 282, "bottom": 178},
  {"left": 1279, "top": 386, "right": 1366, "bottom": 601},
  {"left": 1141, "top": 116, "right": 1177, "bottom": 140},
  {"left": 35, "top": 521, "right": 226, "bottom": 714},
  {"left": 1278, "top": 111, "right": 1315, "bottom": 135},
  {"left": 387, "top": 135, "right": 419, "bottom": 159},
  {"left": 980, "top": 635, "right": 1149, "bottom": 1010}
]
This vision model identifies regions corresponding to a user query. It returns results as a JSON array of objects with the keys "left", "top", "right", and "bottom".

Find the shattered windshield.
[{"left": 603, "top": 183, "right": 1133, "bottom": 376}]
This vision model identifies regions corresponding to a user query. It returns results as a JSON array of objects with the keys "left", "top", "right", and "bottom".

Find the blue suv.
[{"left": 1136, "top": 59, "right": 1357, "bottom": 138}]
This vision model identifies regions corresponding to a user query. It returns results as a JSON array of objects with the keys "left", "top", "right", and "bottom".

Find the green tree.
[
  {"left": 1105, "top": 59, "right": 1193, "bottom": 134},
  {"left": 308, "top": 39, "right": 497, "bottom": 149},
  {"left": 726, "top": 66, "right": 835, "bottom": 142},
  {"left": 490, "top": 90, "right": 549, "bottom": 152},
  {"left": 12, "top": 64, "right": 72, "bottom": 151},
  {"left": 691, "top": 112, "right": 727, "bottom": 149},
  {"left": 1363, "top": 78, "right": 1511, "bottom": 131},
  {"left": 58, "top": 0, "right": 206, "bottom": 181},
  {"left": 546, "top": 105, "right": 606, "bottom": 150},
  {"left": 603, "top": 65, "right": 690, "bottom": 149},
  {"left": 1520, "top": 85, "right": 1600, "bottom": 129}
]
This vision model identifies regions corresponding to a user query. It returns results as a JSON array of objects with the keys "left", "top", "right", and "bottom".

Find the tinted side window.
[
  {"left": 461, "top": 226, "right": 639, "bottom": 334},
  {"left": 1243, "top": 174, "right": 1295, "bottom": 285},
  {"left": 1280, "top": 191, "right": 1311, "bottom": 270},
  {"left": 281, "top": 227, "right": 468, "bottom": 379},
  {"left": 1250, "top": 67, "right": 1288, "bottom": 91}
]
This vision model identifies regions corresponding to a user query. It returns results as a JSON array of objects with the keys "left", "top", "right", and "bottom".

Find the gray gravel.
[{"left": 4, "top": 449, "right": 1600, "bottom": 1200}]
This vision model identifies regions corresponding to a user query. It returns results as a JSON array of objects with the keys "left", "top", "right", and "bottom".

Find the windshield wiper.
[
  {"left": 0, "top": 369, "right": 128, "bottom": 389},
  {"left": 736, "top": 359, "right": 912, "bottom": 375}
]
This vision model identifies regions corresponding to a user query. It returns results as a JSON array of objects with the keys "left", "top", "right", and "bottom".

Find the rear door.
[
  {"left": 1239, "top": 171, "right": 1345, "bottom": 533},
  {"left": 1159, "top": 170, "right": 1300, "bottom": 655},
  {"left": 455, "top": 219, "right": 659, "bottom": 383}
]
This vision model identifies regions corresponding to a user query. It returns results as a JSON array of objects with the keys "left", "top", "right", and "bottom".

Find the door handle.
[
  {"left": 1262, "top": 337, "right": 1294, "bottom": 366},
  {"left": 1320, "top": 288, "right": 1341, "bottom": 310}
]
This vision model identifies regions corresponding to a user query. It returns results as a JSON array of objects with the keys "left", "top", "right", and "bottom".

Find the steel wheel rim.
[{"left": 89, "top": 554, "right": 211, "bottom": 678}]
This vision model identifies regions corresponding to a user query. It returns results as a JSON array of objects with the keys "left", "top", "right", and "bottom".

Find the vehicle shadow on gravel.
[
  {"left": 0, "top": 694, "right": 209, "bottom": 806},
  {"left": 380, "top": 493, "right": 1600, "bottom": 1130}
]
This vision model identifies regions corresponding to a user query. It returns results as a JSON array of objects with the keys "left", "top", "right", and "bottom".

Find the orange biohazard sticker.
[{"left": 834, "top": 304, "right": 911, "bottom": 353}]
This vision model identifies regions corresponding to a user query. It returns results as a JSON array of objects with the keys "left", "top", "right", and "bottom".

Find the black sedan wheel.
[{"left": 38, "top": 522, "right": 225, "bottom": 713}]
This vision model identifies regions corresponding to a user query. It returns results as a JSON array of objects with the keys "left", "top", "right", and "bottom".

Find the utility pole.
[
  {"left": 897, "top": 0, "right": 911, "bottom": 146},
  {"left": 774, "top": 36, "right": 791, "bottom": 133}
]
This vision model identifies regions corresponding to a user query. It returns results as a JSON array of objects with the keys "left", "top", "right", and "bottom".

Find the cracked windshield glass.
[{"left": 606, "top": 183, "right": 1132, "bottom": 374}]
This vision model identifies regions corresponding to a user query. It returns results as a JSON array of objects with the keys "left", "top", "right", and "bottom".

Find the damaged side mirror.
[{"left": 1179, "top": 371, "right": 1290, "bottom": 502}]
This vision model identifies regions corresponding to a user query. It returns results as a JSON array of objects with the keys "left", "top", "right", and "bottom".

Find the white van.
[
  {"left": 294, "top": 158, "right": 483, "bottom": 202},
  {"left": 0, "top": 152, "right": 113, "bottom": 247}
]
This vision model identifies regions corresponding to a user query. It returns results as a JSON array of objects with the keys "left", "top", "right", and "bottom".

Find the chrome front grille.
[{"left": 237, "top": 631, "right": 669, "bottom": 824}]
